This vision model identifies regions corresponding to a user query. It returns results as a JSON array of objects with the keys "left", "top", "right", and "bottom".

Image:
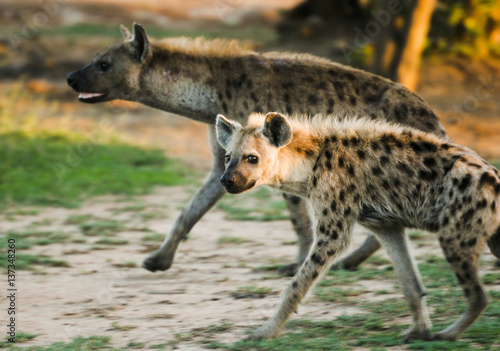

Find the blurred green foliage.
[
  {"left": 429, "top": 0, "right": 500, "bottom": 57},
  {"left": 0, "top": 132, "right": 193, "bottom": 208}
]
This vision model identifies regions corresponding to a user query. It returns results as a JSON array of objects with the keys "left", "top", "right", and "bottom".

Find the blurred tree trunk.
[
  {"left": 394, "top": 0, "right": 437, "bottom": 91},
  {"left": 276, "top": 0, "right": 437, "bottom": 91}
]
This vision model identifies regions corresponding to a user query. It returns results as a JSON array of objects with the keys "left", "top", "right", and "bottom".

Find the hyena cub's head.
[
  {"left": 66, "top": 23, "right": 152, "bottom": 103},
  {"left": 216, "top": 112, "right": 293, "bottom": 194}
]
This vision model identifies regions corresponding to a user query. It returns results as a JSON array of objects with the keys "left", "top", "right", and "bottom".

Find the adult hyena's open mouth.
[{"left": 78, "top": 92, "right": 108, "bottom": 103}]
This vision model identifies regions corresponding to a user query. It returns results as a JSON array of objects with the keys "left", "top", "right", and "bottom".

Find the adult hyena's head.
[
  {"left": 66, "top": 23, "right": 151, "bottom": 103},
  {"left": 216, "top": 113, "right": 293, "bottom": 194}
]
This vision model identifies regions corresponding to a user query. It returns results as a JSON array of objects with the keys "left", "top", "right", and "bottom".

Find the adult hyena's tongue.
[{"left": 78, "top": 92, "right": 106, "bottom": 100}]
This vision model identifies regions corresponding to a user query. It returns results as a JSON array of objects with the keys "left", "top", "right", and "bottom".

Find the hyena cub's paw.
[{"left": 244, "top": 323, "right": 281, "bottom": 341}]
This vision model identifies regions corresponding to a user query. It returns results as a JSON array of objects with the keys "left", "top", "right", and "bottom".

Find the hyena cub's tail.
[{"left": 488, "top": 226, "right": 500, "bottom": 259}]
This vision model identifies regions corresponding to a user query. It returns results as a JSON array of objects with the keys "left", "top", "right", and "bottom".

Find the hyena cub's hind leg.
[
  {"left": 433, "top": 229, "right": 489, "bottom": 341},
  {"left": 372, "top": 226, "right": 432, "bottom": 341}
]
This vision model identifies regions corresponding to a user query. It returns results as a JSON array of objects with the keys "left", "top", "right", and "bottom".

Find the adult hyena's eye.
[
  {"left": 247, "top": 155, "right": 258, "bottom": 164},
  {"left": 98, "top": 61, "right": 111, "bottom": 72},
  {"left": 225, "top": 155, "right": 231, "bottom": 163}
]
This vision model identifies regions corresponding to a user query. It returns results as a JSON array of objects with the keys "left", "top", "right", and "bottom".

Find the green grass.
[
  {"left": 94, "top": 238, "right": 129, "bottom": 246},
  {"left": 4, "top": 230, "right": 51, "bottom": 250},
  {"left": 125, "top": 341, "right": 147, "bottom": 349},
  {"left": 110, "top": 322, "right": 136, "bottom": 331},
  {"left": 217, "top": 236, "right": 250, "bottom": 244},
  {"left": 230, "top": 285, "right": 276, "bottom": 299},
  {"left": 141, "top": 233, "right": 164, "bottom": 242},
  {"left": 79, "top": 220, "right": 124, "bottom": 236},
  {"left": 64, "top": 214, "right": 95, "bottom": 225},
  {"left": 111, "top": 261, "right": 137, "bottom": 268},
  {"left": 6, "top": 209, "right": 40, "bottom": 216},
  {"left": 0, "top": 335, "right": 113, "bottom": 350},
  {"left": 217, "top": 188, "right": 289, "bottom": 221},
  {"left": 40, "top": 23, "right": 277, "bottom": 43},
  {"left": 323, "top": 255, "right": 395, "bottom": 285},
  {"left": 0, "top": 253, "right": 70, "bottom": 271},
  {"left": 252, "top": 264, "right": 284, "bottom": 272},
  {"left": 205, "top": 260, "right": 500, "bottom": 351},
  {"left": 0, "top": 132, "right": 194, "bottom": 209},
  {"left": 409, "top": 230, "right": 427, "bottom": 240},
  {"left": 0, "top": 331, "right": 38, "bottom": 347},
  {"left": 315, "top": 286, "right": 365, "bottom": 303},
  {"left": 113, "top": 204, "right": 147, "bottom": 213}
]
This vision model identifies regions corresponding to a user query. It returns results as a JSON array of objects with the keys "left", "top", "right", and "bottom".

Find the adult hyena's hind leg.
[
  {"left": 433, "top": 230, "right": 489, "bottom": 341},
  {"left": 487, "top": 225, "right": 500, "bottom": 259},
  {"left": 334, "top": 233, "right": 381, "bottom": 271}
]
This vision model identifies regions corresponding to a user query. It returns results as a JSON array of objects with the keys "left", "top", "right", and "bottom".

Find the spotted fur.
[
  {"left": 217, "top": 112, "right": 500, "bottom": 342},
  {"left": 67, "top": 23, "right": 448, "bottom": 275}
]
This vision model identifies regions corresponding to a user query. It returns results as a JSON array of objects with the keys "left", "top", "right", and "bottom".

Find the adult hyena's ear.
[
  {"left": 128, "top": 23, "right": 152, "bottom": 63},
  {"left": 120, "top": 24, "right": 132, "bottom": 40},
  {"left": 216, "top": 114, "right": 241, "bottom": 150},
  {"left": 262, "top": 112, "right": 292, "bottom": 148}
]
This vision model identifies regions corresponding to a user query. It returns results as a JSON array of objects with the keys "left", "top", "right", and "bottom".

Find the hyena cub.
[{"left": 216, "top": 112, "right": 500, "bottom": 342}]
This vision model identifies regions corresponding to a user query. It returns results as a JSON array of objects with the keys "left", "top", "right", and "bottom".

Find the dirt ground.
[
  {"left": 1, "top": 1, "right": 500, "bottom": 350},
  {"left": 0, "top": 188, "right": 371, "bottom": 349},
  {"left": 2, "top": 186, "right": 498, "bottom": 350}
]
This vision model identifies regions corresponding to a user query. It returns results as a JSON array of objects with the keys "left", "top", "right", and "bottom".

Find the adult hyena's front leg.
[
  {"left": 247, "top": 216, "right": 354, "bottom": 340},
  {"left": 143, "top": 126, "right": 226, "bottom": 272}
]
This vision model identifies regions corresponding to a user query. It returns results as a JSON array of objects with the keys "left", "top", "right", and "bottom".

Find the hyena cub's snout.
[
  {"left": 219, "top": 172, "right": 235, "bottom": 189},
  {"left": 220, "top": 169, "right": 256, "bottom": 194}
]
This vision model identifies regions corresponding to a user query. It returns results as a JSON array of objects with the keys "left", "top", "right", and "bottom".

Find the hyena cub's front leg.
[
  {"left": 280, "top": 194, "right": 314, "bottom": 276},
  {"left": 247, "top": 211, "right": 355, "bottom": 340}
]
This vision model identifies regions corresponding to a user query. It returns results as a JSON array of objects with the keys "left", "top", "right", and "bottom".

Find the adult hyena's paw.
[
  {"left": 431, "top": 330, "right": 459, "bottom": 342},
  {"left": 401, "top": 325, "right": 431, "bottom": 342},
  {"left": 142, "top": 250, "right": 174, "bottom": 272},
  {"left": 244, "top": 324, "right": 281, "bottom": 341},
  {"left": 278, "top": 262, "right": 300, "bottom": 277}
]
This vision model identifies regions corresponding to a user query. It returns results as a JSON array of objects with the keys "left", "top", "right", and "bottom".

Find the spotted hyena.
[
  {"left": 216, "top": 112, "right": 500, "bottom": 342},
  {"left": 66, "top": 23, "right": 448, "bottom": 275}
]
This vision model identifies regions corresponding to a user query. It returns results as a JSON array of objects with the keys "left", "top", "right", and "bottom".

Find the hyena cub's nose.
[{"left": 220, "top": 173, "right": 234, "bottom": 187}]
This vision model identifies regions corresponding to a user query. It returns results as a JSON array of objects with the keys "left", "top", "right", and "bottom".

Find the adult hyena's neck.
[
  {"left": 135, "top": 48, "right": 260, "bottom": 124},
  {"left": 135, "top": 51, "right": 222, "bottom": 123}
]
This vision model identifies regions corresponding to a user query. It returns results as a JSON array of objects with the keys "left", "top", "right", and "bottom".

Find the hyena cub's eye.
[
  {"left": 247, "top": 155, "right": 258, "bottom": 164},
  {"left": 225, "top": 155, "right": 231, "bottom": 163},
  {"left": 98, "top": 62, "right": 111, "bottom": 72}
]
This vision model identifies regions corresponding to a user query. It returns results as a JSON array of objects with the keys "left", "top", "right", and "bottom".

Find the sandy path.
[
  {"left": 0, "top": 186, "right": 370, "bottom": 349},
  {"left": 2, "top": 184, "right": 498, "bottom": 350}
]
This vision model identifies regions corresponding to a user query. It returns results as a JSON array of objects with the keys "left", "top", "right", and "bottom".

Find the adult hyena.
[
  {"left": 216, "top": 112, "right": 500, "bottom": 342},
  {"left": 66, "top": 23, "right": 448, "bottom": 275}
]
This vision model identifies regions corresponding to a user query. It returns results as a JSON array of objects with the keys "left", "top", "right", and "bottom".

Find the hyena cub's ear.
[
  {"left": 216, "top": 114, "right": 242, "bottom": 150},
  {"left": 262, "top": 112, "right": 292, "bottom": 148},
  {"left": 127, "top": 23, "right": 152, "bottom": 63}
]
